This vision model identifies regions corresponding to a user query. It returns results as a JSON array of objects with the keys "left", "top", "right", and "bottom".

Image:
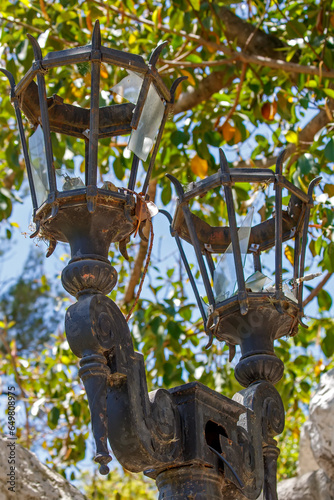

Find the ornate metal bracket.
[
  {"left": 62, "top": 255, "right": 182, "bottom": 474},
  {"left": 61, "top": 251, "right": 285, "bottom": 498}
]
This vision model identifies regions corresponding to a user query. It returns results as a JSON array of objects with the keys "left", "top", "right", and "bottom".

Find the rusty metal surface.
[
  {"left": 172, "top": 198, "right": 303, "bottom": 254},
  {"left": 38, "top": 198, "right": 135, "bottom": 257},
  {"left": 1, "top": 21, "right": 315, "bottom": 499},
  {"left": 20, "top": 80, "right": 135, "bottom": 138},
  {"left": 1, "top": 20, "right": 184, "bottom": 251}
]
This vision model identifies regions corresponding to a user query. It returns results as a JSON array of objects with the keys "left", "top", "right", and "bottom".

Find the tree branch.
[
  {"left": 220, "top": 62, "right": 247, "bottom": 128},
  {"left": 233, "top": 156, "right": 278, "bottom": 169},
  {"left": 122, "top": 180, "right": 157, "bottom": 305},
  {"left": 303, "top": 272, "right": 333, "bottom": 308},
  {"left": 173, "top": 70, "right": 236, "bottom": 114},
  {"left": 0, "top": 15, "right": 77, "bottom": 47},
  {"left": 218, "top": 6, "right": 293, "bottom": 62}
]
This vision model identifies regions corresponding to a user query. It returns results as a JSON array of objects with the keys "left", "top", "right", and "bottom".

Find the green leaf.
[
  {"left": 161, "top": 183, "right": 172, "bottom": 205},
  {"left": 317, "top": 289, "right": 332, "bottom": 311},
  {"left": 188, "top": 0, "right": 200, "bottom": 11},
  {"left": 324, "top": 184, "right": 334, "bottom": 197},
  {"left": 323, "top": 243, "right": 334, "bottom": 272},
  {"left": 324, "top": 139, "right": 334, "bottom": 162},
  {"left": 48, "top": 407, "right": 60, "bottom": 429},
  {"left": 204, "top": 130, "right": 221, "bottom": 147},
  {"left": 323, "top": 88, "right": 334, "bottom": 99},
  {"left": 321, "top": 329, "right": 334, "bottom": 358},
  {"left": 308, "top": 80, "right": 318, "bottom": 88},
  {"left": 167, "top": 268, "right": 174, "bottom": 278},
  {"left": 171, "top": 130, "right": 190, "bottom": 147},
  {"left": 113, "top": 156, "right": 126, "bottom": 180},
  {"left": 72, "top": 401, "right": 81, "bottom": 417},
  {"left": 285, "top": 131, "right": 298, "bottom": 144}
]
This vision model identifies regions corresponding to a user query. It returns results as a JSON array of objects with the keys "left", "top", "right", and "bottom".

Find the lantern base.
[
  {"left": 35, "top": 190, "right": 136, "bottom": 258},
  {"left": 208, "top": 294, "right": 299, "bottom": 386},
  {"left": 209, "top": 293, "right": 299, "bottom": 346}
]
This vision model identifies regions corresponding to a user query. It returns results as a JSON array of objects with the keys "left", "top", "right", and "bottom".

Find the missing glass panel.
[{"left": 214, "top": 208, "right": 254, "bottom": 302}]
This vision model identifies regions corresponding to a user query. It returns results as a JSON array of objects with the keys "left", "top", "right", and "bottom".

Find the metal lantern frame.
[
  {"left": 167, "top": 149, "right": 321, "bottom": 354},
  {"left": 1, "top": 21, "right": 184, "bottom": 256}
]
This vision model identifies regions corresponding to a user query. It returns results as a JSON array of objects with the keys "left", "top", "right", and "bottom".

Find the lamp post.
[
  {"left": 163, "top": 150, "right": 320, "bottom": 498},
  {"left": 1, "top": 24, "right": 320, "bottom": 500}
]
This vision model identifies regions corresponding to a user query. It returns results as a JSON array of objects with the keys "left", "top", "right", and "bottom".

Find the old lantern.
[
  {"left": 166, "top": 149, "right": 320, "bottom": 387},
  {"left": 1, "top": 21, "right": 184, "bottom": 261},
  {"left": 1, "top": 22, "right": 185, "bottom": 475}
]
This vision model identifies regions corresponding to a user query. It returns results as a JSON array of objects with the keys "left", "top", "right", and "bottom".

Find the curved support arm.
[
  {"left": 62, "top": 257, "right": 181, "bottom": 474},
  {"left": 102, "top": 295, "right": 182, "bottom": 471}
]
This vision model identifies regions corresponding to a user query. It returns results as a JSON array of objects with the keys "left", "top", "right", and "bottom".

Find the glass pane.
[
  {"left": 110, "top": 71, "right": 143, "bottom": 103},
  {"left": 282, "top": 282, "right": 298, "bottom": 303},
  {"left": 213, "top": 208, "right": 254, "bottom": 302},
  {"left": 60, "top": 174, "right": 85, "bottom": 191},
  {"left": 128, "top": 83, "right": 165, "bottom": 161},
  {"left": 245, "top": 271, "right": 272, "bottom": 292},
  {"left": 110, "top": 71, "right": 165, "bottom": 162},
  {"left": 28, "top": 125, "right": 49, "bottom": 207}
]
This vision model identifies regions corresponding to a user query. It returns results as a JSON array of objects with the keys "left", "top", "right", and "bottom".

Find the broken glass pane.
[
  {"left": 110, "top": 71, "right": 165, "bottom": 162},
  {"left": 264, "top": 282, "right": 298, "bottom": 303},
  {"left": 214, "top": 208, "right": 254, "bottom": 302},
  {"left": 110, "top": 71, "right": 142, "bottom": 103},
  {"left": 245, "top": 271, "right": 272, "bottom": 292},
  {"left": 28, "top": 125, "right": 49, "bottom": 206},
  {"left": 283, "top": 282, "right": 298, "bottom": 303},
  {"left": 61, "top": 175, "right": 85, "bottom": 191},
  {"left": 128, "top": 83, "right": 165, "bottom": 161}
]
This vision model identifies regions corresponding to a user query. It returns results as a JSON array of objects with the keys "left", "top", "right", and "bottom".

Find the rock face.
[
  {"left": 297, "top": 421, "right": 319, "bottom": 476},
  {"left": 308, "top": 369, "right": 334, "bottom": 481},
  {"left": 278, "top": 469, "right": 334, "bottom": 500},
  {"left": 0, "top": 436, "right": 86, "bottom": 500},
  {"left": 278, "top": 368, "right": 334, "bottom": 500}
]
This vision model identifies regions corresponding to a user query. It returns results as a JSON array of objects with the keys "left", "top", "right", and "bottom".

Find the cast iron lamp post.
[{"left": 2, "top": 24, "right": 320, "bottom": 500}]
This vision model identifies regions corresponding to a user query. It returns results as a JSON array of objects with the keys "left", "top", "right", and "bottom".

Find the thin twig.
[
  {"left": 303, "top": 272, "right": 333, "bottom": 308},
  {"left": 126, "top": 220, "right": 154, "bottom": 321},
  {"left": 220, "top": 62, "right": 248, "bottom": 128},
  {"left": 159, "top": 45, "right": 203, "bottom": 73},
  {"left": 0, "top": 16, "right": 77, "bottom": 47},
  {"left": 243, "top": 0, "right": 269, "bottom": 53},
  {"left": 159, "top": 55, "right": 334, "bottom": 80}
]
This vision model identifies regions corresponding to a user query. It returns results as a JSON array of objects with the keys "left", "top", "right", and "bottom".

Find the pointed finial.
[
  {"left": 219, "top": 148, "right": 229, "bottom": 173},
  {"left": 170, "top": 76, "right": 188, "bottom": 101},
  {"left": 166, "top": 173, "right": 185, "bottom": 198},
  {"left": 0, "top": 68, "right": 16, "bottom": 97},
  {"left": 275, "top": 149, "right": 286, "bottom": 175},
  {"left": 27, "top": 33, "right": 43, "bottom": 60},
  {"left": 149, "top": 41, "right": 168, "bottom": 66},
  {"left": 92, "top": 20, "right": 101, "bottom": 49}
]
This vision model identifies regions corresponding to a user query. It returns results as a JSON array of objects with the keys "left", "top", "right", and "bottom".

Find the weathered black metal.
[
  {"left": 2, "top": 24, "right": 320, "bottom": 500},
  {"left": 164, "top": 148, "right": 320, "bottom": 498},
  {"left": 1, "top": 21, "right": 184, "bottom": 259},
  {"left": 168, "top": 149, "right": 320, "bottom": 326}
]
